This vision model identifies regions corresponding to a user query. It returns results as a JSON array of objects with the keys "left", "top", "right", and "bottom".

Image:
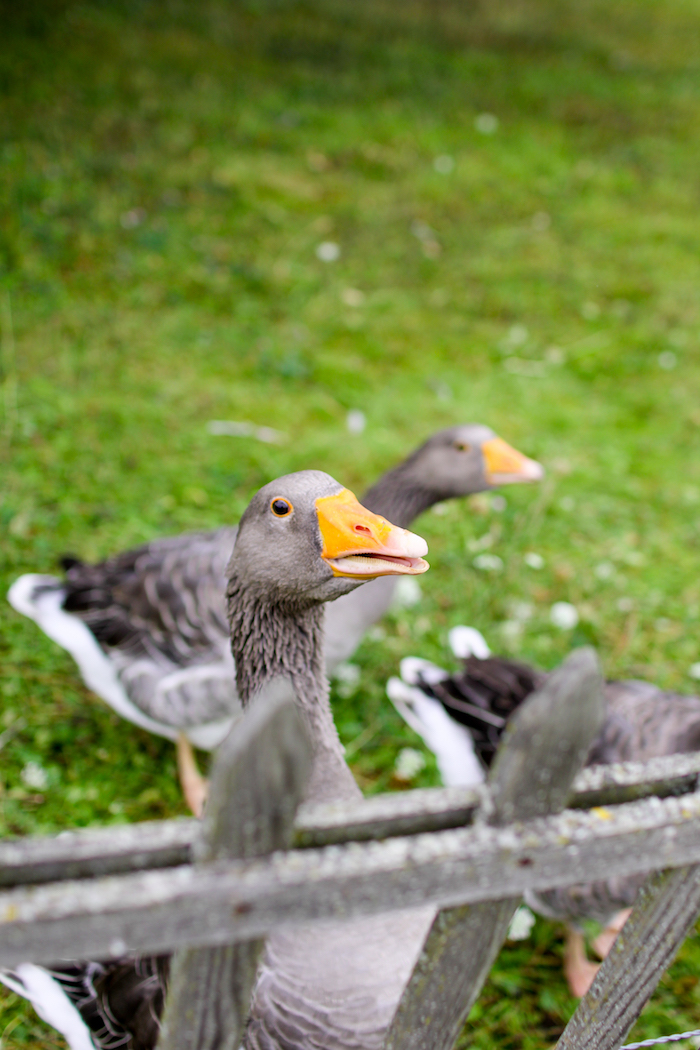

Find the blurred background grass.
[{"left": 2, "top": 0, "right": 700, "bottom": 1044}]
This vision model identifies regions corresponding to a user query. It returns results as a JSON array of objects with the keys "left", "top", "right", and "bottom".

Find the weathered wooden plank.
[
  {"left": 384, "top": 647, "right": 605, "bottom": 1050},
  {"left": 3, "top": 789, "right": 700, "bottom": 966},
  {"left": 158, "top": 678, "right": 313, "bottom": 1050},
  {"left": 383, "top": 898, "right": 517, "bottom": 1050},
  {"left": 488, "top": 648, "right": 605, "bottom": 824},
  {"left": 0, "top": 819, "right": 198, "bottom": 888},
  {"left": 294, "top": 785, "right": 485, "bottom": 847},
  {"left": 556, "top": 864, "right": 700, "bottom": 1050},
  {"left": 0, "top": 788, "right": 485, "bottom": 888},
  {"left": 570, "top": 751, "right": 700, "bottom": 809},
  {"left": 4, "top": 753, "right": 700, "bottom": 888}
]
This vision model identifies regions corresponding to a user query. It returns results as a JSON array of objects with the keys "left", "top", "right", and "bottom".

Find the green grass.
[{"left": 2, "top": 0, "right": 700, "bottom": 1044}]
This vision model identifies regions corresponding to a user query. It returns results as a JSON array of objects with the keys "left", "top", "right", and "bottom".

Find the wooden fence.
[{"left": 3, "top": 648, "right": 700, "bottom": 1050}]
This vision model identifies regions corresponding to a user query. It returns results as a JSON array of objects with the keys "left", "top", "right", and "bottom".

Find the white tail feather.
[
  {"left": 399, "top": 656, "right": 449, "bottom": 688},
  {"left": 0, "top": 965, "right": 95, "bottom": 1050},
  {"left": 448, "top": 625, "right": 491, "bottom": 660},
  {"left": 9, "top": 575, "right": 240, "bottom": 749},
  {"left": 7, "top": 574, "right": 64, "bottom": 620},
  {"left": 7, "top": 574, "right": 180, "bottom": 742},
  {"left": 386, "top": 677, "right": 485, "bottom": 787}
]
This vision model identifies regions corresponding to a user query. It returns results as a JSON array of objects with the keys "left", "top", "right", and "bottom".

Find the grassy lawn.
[{"left": 2, "top": 0, "right": 700, "bottom": 1044}]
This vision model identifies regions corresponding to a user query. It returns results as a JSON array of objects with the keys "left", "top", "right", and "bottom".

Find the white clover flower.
[
  {"left": 433, "top": 154, "right": 455, "bottom": 174},
  {"left": 507, "top": 323, "right": 528, "bottom": 346},
  {"left": 475, "top": 113, "right": 499, "bottom": 134},
  {"left": 581, "top": 301, "right": 600, "bottom": 320},
  {"left": 21, "top": 762, "right": 49, "bottom": 791},
  {"left": 346, "top": 409, "right": 366, "bottom": 434},
  {"left": 333, "top": 662, "right": 361, "bottom": 699},
  {"left": 524, "top": 552, "right": 544, "bottom": 569},
  {"left": 394, "top": 747, "right": 426, "bottom": 782},
  {"left": 411, "top": 221, "right": 434, "bottom": 241},
  {"left": 341, "top": 287, "right": 365, "bottom": 307},
  {"left": 206, "top": 420, "right": 286, "bottom": 444},
  {"left": 595, "top": 561, "right": 615, "bottom": 580},
  {"left": 316, "top": 241, "right": 340, "bottom": 262},
  {"left": 472, "top": 553, "right": 504, "bottom": 572},
  {"left": 467, "top": 533, "right": 494, "bottom": 553},
  {"left": 689, "top": 664, "right": 700, "bottom": 681},
  {"left": 507, "top": 905, "right": 536, "bottom": 941},
  {"left": 550, "top": 602, "right": 579, "bottom": 630}
]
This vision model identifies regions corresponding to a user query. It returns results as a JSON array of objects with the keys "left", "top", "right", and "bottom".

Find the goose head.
[
  {"left": 230, "top": 470, "right": 429, "bottom": 606},
  {"left": 406, "top": 424, "right": 544, "bottom": 497}
]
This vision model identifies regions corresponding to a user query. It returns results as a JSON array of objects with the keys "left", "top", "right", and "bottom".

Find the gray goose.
[
  {"left": 2, "top": 470, "right": 435, "bottom": 1050},
  {"left": 389, "top": 628, "right": 700, "bottom": 996},
  {"left": 8, "top": 424, "right": 542, "bottom": 811}
]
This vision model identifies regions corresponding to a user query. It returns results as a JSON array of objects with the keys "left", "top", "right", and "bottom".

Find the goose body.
[
  {"left": 246, "top": 910, "right": 434, "bottom": 1050},
  {"left": 390, "top": 627, "right": 700, "bottom": 993},
  {"left": 8, "top": 426, "right": 542, "bottom": 751},
  {"left": 2, "top": 471, "right": 455, "bottom": 1050},
  {"left": 9, "top": 529, "right": 240, "bottom": 750}
]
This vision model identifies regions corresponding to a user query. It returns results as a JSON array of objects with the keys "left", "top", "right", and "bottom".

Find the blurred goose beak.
[
  {"left": 483, "top": 437, "right": 544, "bottom": 485},
  {"left": 316, "top": 489, "right": 429, "bottom": 578}
]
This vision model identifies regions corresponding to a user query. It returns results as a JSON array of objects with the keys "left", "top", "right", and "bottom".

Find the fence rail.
[
  {"left": 4, "top": 778, "right": 700, "bottom": 966},
  {"left": 3, "top": 750, "right": 700, "bottom": 889},
  {"left": 2, "top": 650, "right": 700, "bottom": 1050}
]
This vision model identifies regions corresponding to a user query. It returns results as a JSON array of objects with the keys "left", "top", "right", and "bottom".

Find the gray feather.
[{"left": 531, "top": 679, "right": 700, "bottom": 926}]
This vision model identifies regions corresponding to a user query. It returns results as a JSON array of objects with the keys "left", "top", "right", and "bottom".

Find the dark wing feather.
[
  {"left": 61, "top": 528, "right": 237, "bottom": 667},
  {"left": 421, "top": 656, "right": 700, "bottom": 925},
  {"left": 421, "top": 656, "right": 700, "bottom": 770},
  {"left": 418, "top": 655, "right": 544, "bottom": 767},
  {"left": 47, "top": 957, "right": 169, "bottom": 1050}
]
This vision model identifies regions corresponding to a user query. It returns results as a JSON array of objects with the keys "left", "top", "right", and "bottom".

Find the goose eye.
[
  {"left": 455, "top": 442, "right": 471, "bottom": 453},
  {"left": 270, "top": 497, "right": 293, "bottom": 517}
]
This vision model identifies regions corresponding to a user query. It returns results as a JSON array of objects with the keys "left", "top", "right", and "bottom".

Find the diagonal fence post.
[
  {"left": 384, "top": 647, "right": 605, "bottom": 1050},
  {"left": 158, "top": 678, "right": 312, "bottom": 1050},
  {"left": 555, "top": 862, "right": 700, "bottom": 1050}
]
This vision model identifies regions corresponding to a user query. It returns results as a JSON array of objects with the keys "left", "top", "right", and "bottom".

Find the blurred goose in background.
[
  {"left": 8, "top": 424, "right": 542, "bottom": 812},
  {"left": 388, "top": 626, "right": 700, "bottom": 996},
  {"left": 2, "top": 470, "right": 438, "bottom": 1050}
]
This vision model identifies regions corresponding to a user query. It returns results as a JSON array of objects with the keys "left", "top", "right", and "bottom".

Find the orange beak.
[
  {"left": 482, "top": 437, "right": 544, "bottom": 486},
  {"left": 315, "top": 489, "right": 429, "bottom": 579}
]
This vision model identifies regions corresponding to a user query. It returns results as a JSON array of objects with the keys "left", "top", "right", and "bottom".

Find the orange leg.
[
  {"left": 564, "top": 927, "right": 600, "bottom": 998},
  {"left": 176, "top": 733, "right": 209, "bottom": 818},
  {"left": 592, "top": 908, "right": 633, "bottom": 960}
]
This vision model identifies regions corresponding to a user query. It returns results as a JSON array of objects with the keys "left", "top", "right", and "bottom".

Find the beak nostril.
[{"left": 354, "top": 524, "right": 372, "bottom": 534}]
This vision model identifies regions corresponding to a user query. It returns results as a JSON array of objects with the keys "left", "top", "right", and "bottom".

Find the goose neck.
[
  {"left": 361, "top": 462, "right": 438, "bottom": 528},
  {"left": 227, "top": 578, "right": 359, "bottom": 804}
]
